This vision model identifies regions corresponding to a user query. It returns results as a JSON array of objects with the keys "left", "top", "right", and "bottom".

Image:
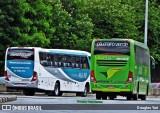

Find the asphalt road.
[{"left": 0, "top": 93, "right": 160, "bottom": 113}]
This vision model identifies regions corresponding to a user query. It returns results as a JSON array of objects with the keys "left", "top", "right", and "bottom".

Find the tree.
[{"left": 49, "top": 0, "right": 93, "bottom": 51}]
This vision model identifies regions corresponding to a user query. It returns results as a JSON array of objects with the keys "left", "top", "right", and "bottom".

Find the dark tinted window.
[
  {"left": 94, "top": 41, "right": 130, "bottom": 55},
  {"left": 7, "top": 49, "right": 34, "bottom": 61},
  {"left": 135, "top": 46, "right": 150, "bottom": 66},
  {"left": 39, "top": 52, "right": 89, "bottom": 69},
  {"left": 81, "top": 57, "right": 89, "bottom": 69}
]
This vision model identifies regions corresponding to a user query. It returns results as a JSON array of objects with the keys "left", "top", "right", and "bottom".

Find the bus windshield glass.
[
  {"left": 7, "top": 49, "right": 34, "bottom": 61},
  {"left": 94, "top": 41, "right": 130, "bottom": 55}
]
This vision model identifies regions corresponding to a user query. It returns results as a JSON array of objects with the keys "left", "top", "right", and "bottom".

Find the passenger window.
[
  {"left": 66, "top": 55, "right": 72, "bottom": 68},
  {"left": 58, "top": 55, "right": 63, "bottom": 67},
  {"left": 39, "top": 52, "right": 48, "bottom": 67},
  {"left": 71, "top": 56, "right": 75, "bottom": 68},
  {"left": 75, "top": 56, "right": 80, "bottom": 68},
  {"left": 81, "top": 57, "right": 89, "bottom": 69},
  {"left": 53, "top": 54, "right": 59, "bottom": 67}
]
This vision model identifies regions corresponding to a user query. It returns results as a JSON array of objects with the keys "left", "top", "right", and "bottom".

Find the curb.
[
  {"left": 147, "top": 96, "right": 160, "bottom": 98},
  {"left": 0, "top": 95, "right": 17, "bottom": 103}
]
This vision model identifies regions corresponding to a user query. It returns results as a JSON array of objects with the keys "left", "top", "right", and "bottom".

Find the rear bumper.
[
  {"left": 91, "top": 82, "right": 133, "bottom": 93},
  {"left": 92, "top": 88, "right": 131, "bottom": 92},
  {"left": 5, "top": 81, "right": 38, "bottom": 89}
]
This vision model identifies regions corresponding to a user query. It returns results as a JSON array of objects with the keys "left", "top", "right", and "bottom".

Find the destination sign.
[
  {"left": 95, "top": 41, "right": 129, "bottom": 47},
  {"left": 8, "top": 50, "right": 34, "bottom": 58}
]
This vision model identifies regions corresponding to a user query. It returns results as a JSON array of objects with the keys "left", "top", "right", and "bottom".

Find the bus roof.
[
  {"left": 93, "top": 38, "right": 149, "bottom": 50},
  {"left": 7, "top": 47, "right": 41, "bottom": 49},
  {"left": 47, "top": 49, "right": 91, "bottom": 56},
  {"left": 7, "top": 47, "right": 91, "bottom": 56}
]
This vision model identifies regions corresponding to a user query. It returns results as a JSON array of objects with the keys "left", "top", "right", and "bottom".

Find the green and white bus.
[{"left": 90, "top": 39, "right": 152, "bottom": 100}]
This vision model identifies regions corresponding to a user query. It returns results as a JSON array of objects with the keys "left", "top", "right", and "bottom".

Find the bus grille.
[{"left": 97, "top": 60, "right": 127, "bottom": 66}]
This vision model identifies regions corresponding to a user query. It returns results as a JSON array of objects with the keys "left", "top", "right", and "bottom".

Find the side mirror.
[{"left": 150, "top": 56, "right": 155, "bottom": 69}]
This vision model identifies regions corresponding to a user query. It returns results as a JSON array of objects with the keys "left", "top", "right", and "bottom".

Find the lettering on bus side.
[
  {"left": 97, "top": 80, "right": 110, "bottom": 83},
  {"left": 79, "top": 73, "right": 88, "bottom": 78},
  {"left": 95, "top": 56, "right": 111, "bottom": 60},
  {"left": 97, "top": 80, "right": 124, "bottom": 83}
]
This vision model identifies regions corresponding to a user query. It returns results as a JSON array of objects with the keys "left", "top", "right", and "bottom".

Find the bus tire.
[
  {"left": 126, "top": 95, "right": 132, "bottom": 100},
  {"left": 47, "top": 91, "right": 54, "bottom": 96},
  {"left": 76, "top": 92, "right": 81, "bottom": 96},
  {"left": 146, "top": 84, "right": 149, "bottom": 95},
  {"left": 133, "top": 94, "right": 138, "bottom": 100},
  {"left": 108, "top": 95, "right": 114, "bottom": 100},
  {"left": 23, "top": 89, "right": 28, "bottom": 95},
  {"left": 23, "top": 89, "right": 35, "bottom": 96},
  {"left": 81, "top": 85, "right": 88, "bottom": 97},
  {"left": 102, "top": 93, "right": 107, "bottom": 100},
  {"left": 96, "top": 92, "right": 101, "bottom": 100},
  {"left": 58, "top": 92, "right": 63, "bottom": 96},
  {"left": 140, "top": 95, "right": 146, "bottom": 100},
  {"left": 53, "top": 83, "right": 60, "bottom": 96}
]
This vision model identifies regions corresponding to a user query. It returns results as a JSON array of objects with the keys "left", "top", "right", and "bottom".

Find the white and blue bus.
[{"left": 4, "top": 47, "right": 91, "bottom": 96}]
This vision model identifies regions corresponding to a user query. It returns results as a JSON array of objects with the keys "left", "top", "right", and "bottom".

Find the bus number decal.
[
  {"left": 95, "top": 56, "right": 111, "bottom": 60},
  {"left": 79, "top": 73, "right": 87, "bottom": 78}
]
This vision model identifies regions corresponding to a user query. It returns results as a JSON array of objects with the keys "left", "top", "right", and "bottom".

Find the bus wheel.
[
  {"left": 126, "top": 95, "right": 132, "bottom": 100},
  {"left": 139, "top": 95, "right": 146, "bottom": 100},
  {"left": 23, "top": 89, "right": 35, "bottom": 96},
  {"left": 81, "top": 85, "right": 88, "bottom": 97},
  {"left": 54, "top": 83, "right": 60, "bottom": 96},
  {"left": 47, "top": 91, "right": 54, "bottom": 96},
  {"left": 108, "top": 96, "right": 114, "bottom": 100},
  {"left": 132, "top": 93, "right": 138, "bottom": 100},
  {"left": 23, "top": 89, "right": 29, "bottom": 95},
  {"left": 76, "top": 92, "right": 81, "bottom": 96},
  {"left": 58, "top": 92, "right": 63, "bottom": 96},
  {"left": 102, "top": 93, "right": 107, "bottom": 100},
  {"left": 96, "top": 92, "right": 101, "bottom": 100}
]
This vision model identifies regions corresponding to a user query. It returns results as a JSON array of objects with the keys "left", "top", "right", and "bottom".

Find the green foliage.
[
  {"left": 49, "top": 0, "right": 93, "bottom": 51},
  {"left": 147, "top": 0, "right": 160, "bottom": 62},
  {"left": 0, "top": 0, "right": 160, "bottom": 63}
]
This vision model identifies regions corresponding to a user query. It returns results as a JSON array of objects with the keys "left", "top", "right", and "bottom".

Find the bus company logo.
[
  {"left": 100, "top": 72, "right": 108, "bottom": 78},
  {"left": 96, "top": 42, "right": 129, "bottom": 47},
  {"left": 100, "top": 68, "right": 122, "bottom": 79}
]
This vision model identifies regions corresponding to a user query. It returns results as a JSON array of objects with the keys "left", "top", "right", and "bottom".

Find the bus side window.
[
  {"left": 58, "top": 55, "right": 63, "bottom": 67},
  {"left": 39, "top": 52, "right": 43, "bottom": 62},
  {"left": 66, "top": 55, "right": 71, "bottom": 68},
  {"left": 71, "top": 56, "right": 75, "bottom": 68},
  {"left": 39, "top": 52, "right": 48, "bottom": 67},
  {"left": 53, "top": 54, "right": 59, "bottom": 67},
  {"left": 81, "top": 57, "right": 89, "bottom": 69},
  {"left": 47, "top": 54, "right": 52, "bottom": 67},
  {"left": 135, "top": 45, "right": 150, "bottom": 67},
  {"left": 50, "top": 54, "right": 54, "bottom": 67},
  {"left": 62, "top": 55, "right": 68, "bottom": 68},
  {"left": 75, "top": 56, "right": 80, "bottom": 68},
  {"left": 59, "top": 55, "right": 68, "bottom": 68}
]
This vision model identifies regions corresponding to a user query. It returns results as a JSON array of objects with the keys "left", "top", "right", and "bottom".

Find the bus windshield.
[
  {"left": 7, "top": 49, "right": 34, "bottom": 60},
  {"left": 94, "top": 41, "right": 130, "bottom": 55}
]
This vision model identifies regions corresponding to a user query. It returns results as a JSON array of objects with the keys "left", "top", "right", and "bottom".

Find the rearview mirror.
[{"left": 150, "top": 56, "right": 155, "bottom": 69}]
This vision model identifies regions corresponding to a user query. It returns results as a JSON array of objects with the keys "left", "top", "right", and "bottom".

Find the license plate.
[
  {"left": 108, "top": 86, "right": 114, "bottom": 89},
  {"left": 22, "top": 79, "right": 30, "bottom": 81},
  {"left": 16, "top": 83, "right": 23, "bottom": 86}
]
